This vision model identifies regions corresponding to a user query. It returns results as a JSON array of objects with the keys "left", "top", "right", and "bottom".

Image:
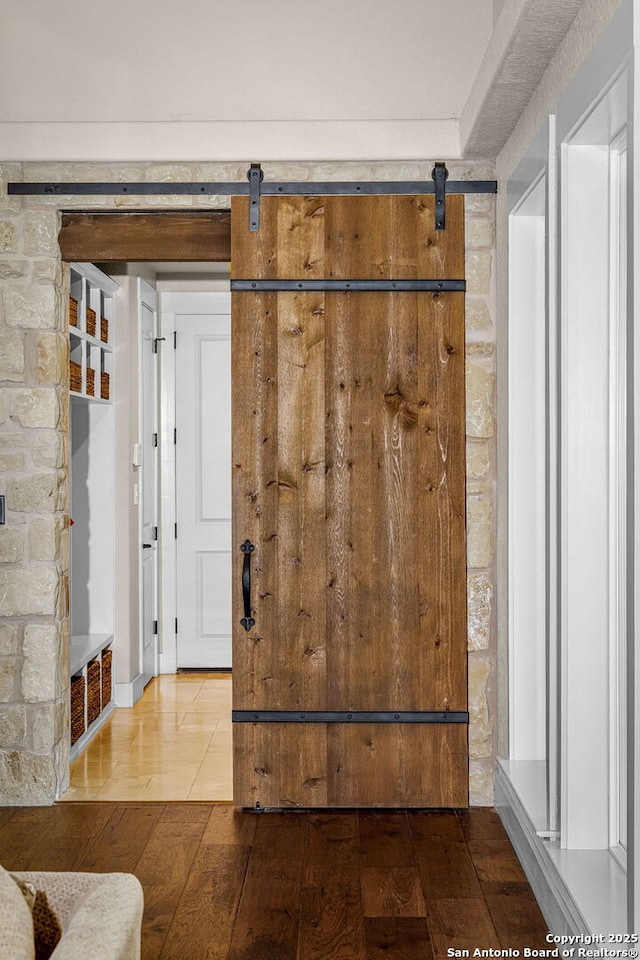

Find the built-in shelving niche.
[{"left": 69, "top": 263, "right": 118, "bottom": 759}]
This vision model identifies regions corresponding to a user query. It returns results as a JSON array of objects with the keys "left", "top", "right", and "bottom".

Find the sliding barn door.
[{"left": 231, "top": 194, "right": 467, "bottom": 808}]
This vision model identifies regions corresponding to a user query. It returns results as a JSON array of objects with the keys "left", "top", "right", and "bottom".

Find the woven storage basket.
[
  {"left": 70, "top": 675, "right": 85, "bottom": 745},
  {"left": 100, "top": 371, "right": 110, "bottom": 400},
  {"left": 86, "top": 307, "right": 97, "bottom": 338},
  {"left": 69, "top": 297, "right": 78, "bottom": 327},
  {"left": 70, "top": 360, "right": 82, "bottom": 393},
  {"left": 86, "top": 367, "right": 95, "bottom": 397},
  {"left": 100, "top": 317, "right": 109, "bottom": 343},
  {"left": 87, "top": 658, "right": 101, "bottom": 727},
  {"left": 101, "top": 648, "right": 113, "bottom": 709}
]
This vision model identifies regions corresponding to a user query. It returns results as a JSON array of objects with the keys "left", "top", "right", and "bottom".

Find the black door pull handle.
[{"left": 240, "top": 540, "right": 255, "bottom": 631}]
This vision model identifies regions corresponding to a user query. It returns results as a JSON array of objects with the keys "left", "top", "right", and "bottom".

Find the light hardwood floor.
[{"left": 62, "top": 673, "right": 233, "bottom": 802}]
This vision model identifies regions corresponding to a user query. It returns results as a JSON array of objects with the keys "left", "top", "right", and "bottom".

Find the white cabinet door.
[
  {"left": 139, "top": 280, "right": 159, "bottom": 686},
  {"left": 175, "top": 294, "right": 231, "bottom": 668}
]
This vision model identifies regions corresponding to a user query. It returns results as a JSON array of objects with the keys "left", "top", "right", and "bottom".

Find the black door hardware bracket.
[
  {"left": 240, "top": 539, "right": 255, "bottom": 631},
  {"left": 432, "top": 162, "right": 448, "bottom": 230},
  {"left": 248, "top": 163, "right": 264, "bottom": 233}
]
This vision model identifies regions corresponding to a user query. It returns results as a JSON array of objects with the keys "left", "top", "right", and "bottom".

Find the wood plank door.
[{"left": 231, "top": 194, "right": 467, "bottom": 808}]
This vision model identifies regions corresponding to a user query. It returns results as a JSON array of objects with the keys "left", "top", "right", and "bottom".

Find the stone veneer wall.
[{"left": 0, "top": 159, "right": 496, "bottom": 805}]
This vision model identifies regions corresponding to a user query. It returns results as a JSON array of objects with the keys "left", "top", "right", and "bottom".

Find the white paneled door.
[{"left": 175, "top": 293, "right": 232, "bottom": 668}]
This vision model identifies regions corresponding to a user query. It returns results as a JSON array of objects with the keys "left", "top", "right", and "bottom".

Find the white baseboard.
[
  {"left": 114, "top": 673, "right": 144, "bottom": 708},
  {"left": 495, "top": 761, "right": 589, "bottom": 935},
  {"left": 496, "top": 760, "right": 629, "bottom": 933},
  {"left": 158, "top": 652, "right": 177, "bottom": 675}
]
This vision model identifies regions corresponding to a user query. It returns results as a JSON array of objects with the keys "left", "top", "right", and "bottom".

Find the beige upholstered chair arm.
[{"left": 13, "top": 872, "right": 143, "bottom": 960}]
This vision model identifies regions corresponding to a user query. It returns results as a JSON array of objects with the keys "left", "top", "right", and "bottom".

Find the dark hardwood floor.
[{"left": 0, "top": 804, "right": 550, "bottom": 959}]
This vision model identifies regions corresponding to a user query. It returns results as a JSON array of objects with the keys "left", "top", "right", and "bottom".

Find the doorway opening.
[
  {"left": 63, "top": 259, "right": 234, "bottom": 803},
  {"left": 59, "top": 192, "right": 472, "bottom": 811}
]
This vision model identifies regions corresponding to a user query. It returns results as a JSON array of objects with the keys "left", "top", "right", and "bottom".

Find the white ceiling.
[
  {"left": 0, "top": 0, "right": 493, "bottom": 124},
  {"left": 0, "top": 0, "right": 590, "bottom": 161}
]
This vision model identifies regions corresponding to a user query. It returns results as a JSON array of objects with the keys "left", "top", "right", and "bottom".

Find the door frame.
[
  {"left": 138, "top": 278, "right": 159, "bottom": 686},
  {"left": 57, "top": 202, "right": 477, "bottom": 807}
]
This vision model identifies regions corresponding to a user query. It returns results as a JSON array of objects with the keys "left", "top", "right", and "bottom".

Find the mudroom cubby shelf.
[
  {"left": 70, "top": 636, "right": 115, "bottom": 761},
  {"left": 69, "top": 263, "right": 116, "bottom": 402},
  {"left": 69, "top": 262, "right": 118, "bottom": 758}
]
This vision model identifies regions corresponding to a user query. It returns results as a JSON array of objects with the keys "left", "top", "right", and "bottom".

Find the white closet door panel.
[
  {"left": 176, "top": 296, "right": 231, "bottom": 669},
  {"left": 198, "top": 550, "right": 232, "bottom": 633},
  {"left": 198, "top": 338, "right": 231, "bottom": 520}
]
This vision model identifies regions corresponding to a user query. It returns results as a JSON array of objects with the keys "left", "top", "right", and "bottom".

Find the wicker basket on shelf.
[
  {"left": 100, "top": 371, "right": 110, "bottom": 400},
  {"left": 86, "top": 307, "right": 97, "bottom": 338},
  {"left": 101, "top": 648, "right": 112, "bottom": 709},
  {"left": 86, "top": 658, "right": 101, "bottom": 727},
  {"left": 69, "top": 297, "right": 78, "bottom": 327},
  {"left": 70, "top": 675, "right": 85, "bottom": 745},
  {"left": 70, "top": 360, "right": 82, "bottom": 393},
  {"left": 100, "top": 317, "right": 109, "bottom": 343},
  {"left": 86, "top": 367, "right": 95, "bottom": 397}
]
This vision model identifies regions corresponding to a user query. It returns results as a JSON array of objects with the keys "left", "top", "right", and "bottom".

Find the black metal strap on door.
[
  {"left": 233, "top": 710, "right": 469, "bottom": 724},
  {"left": 231, "top": 279, "right": 466, "bottom": 292},
  {"left": 8, "top": 161, "right": 497, "bottom": 233}
]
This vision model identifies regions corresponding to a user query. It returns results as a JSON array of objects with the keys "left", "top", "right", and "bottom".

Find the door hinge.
[
  {"left": 153, "top": 620, "right": 158, "bottom": 635},
  {"left": 173, "top": 331, "right": 177, "bottom": 349},
  {"left": 175, "top": 617, "right": 178, "bottom": 634},
  {"left": 153, "top": 525, "right": 158, "bottom": 541},
  {"left": 174, "top": 522, "right": 177, "bottom": 539},
  {"left": 174, "top": 428, "right": 177, "bottom": 445},
  {"left": 153, "top": 432, "right": 158, "bottom": 448}
]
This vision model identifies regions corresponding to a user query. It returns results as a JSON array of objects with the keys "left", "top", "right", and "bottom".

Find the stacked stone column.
[
  {"left": 0, "top": 165, "right": 70, "bottom": 801},
  {"left": 463, "top": 182, "right": 496, "bottom": 805}
]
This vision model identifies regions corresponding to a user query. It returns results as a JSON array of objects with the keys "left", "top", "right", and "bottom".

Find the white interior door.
[
  {"left": 175, "top": 292, "right": 232, "bottom": 668},
  {"left": 139, "top": 279, "right": 159, "bottom": 687}
]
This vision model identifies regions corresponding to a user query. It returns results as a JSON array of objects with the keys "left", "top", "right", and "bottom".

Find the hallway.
[
  {"left": 0, "top": 803, "right": 550, "bottom": 959},
  {"left": 63, "top": 674, "right": 233, "bottom": 802}
]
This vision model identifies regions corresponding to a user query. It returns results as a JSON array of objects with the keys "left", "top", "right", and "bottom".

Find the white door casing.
[
  {"left": 174, "top": 292, "right": 232, "bottom": 668},
  {"left": 139, "top": 279, "right": 159, "bottom": 687}
]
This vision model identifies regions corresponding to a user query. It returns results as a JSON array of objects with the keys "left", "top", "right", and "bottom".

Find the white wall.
[
  {"left": 0, "top": 0, "right": 492, "bottom": 161},
  {"left": 461, "top": 0, "right": 593, "bottom": 158},
  {"left": 493, "top": 0, "right": 634, "bottom": 933},
  {"left": 494, "top": 0, "right": 627, "bottom": 752},
  {"left": 494, "top": 0, "right": 508, "bottom": 22},
  {"left": 106, "top": 264, "right": 157, "bottom": 699},
  {"left": 495, "top": 0, "right": 626, "bottom": 178}
]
